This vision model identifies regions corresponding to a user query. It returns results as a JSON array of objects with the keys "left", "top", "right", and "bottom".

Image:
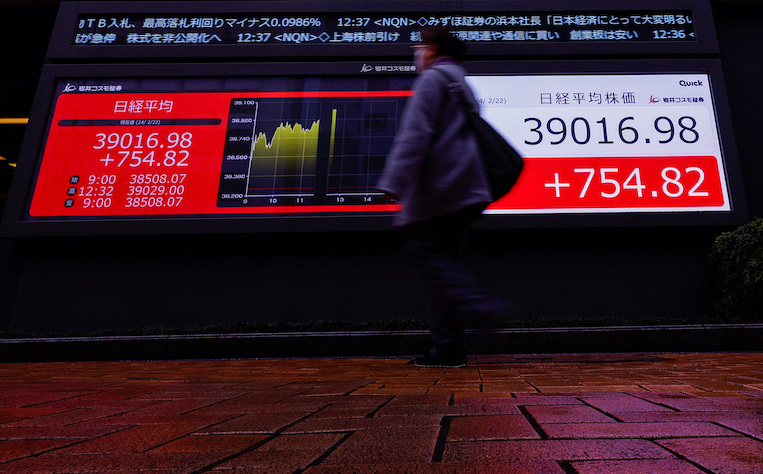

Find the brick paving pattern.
[{"left": 0, "top": 352, "right": 761, "bottom": 473}]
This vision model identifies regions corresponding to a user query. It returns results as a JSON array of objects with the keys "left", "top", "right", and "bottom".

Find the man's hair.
[{"left": 420, "top": 27, "right": 466, "bottom": 61}]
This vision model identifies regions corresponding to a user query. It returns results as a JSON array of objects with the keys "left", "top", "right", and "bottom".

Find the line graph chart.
[{"left": 217, "top": 90, "right": 410, "bottom": 209}]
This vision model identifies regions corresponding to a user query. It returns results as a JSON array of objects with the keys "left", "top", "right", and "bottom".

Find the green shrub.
[{"left": 708, "top": 218, "right": 763, "bottom": 321}]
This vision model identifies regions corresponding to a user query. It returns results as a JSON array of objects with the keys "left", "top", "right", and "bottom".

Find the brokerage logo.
[{"left": 360, "top": 64, "right": 417, "bottom": 73}]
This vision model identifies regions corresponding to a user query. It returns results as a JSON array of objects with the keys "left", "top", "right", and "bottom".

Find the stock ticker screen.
[
  {"left": 70, "top": 10, "right": 697, "bottom": 47},
  {"left": 1, "top": 0, "right": 747, "bottom": 235}
]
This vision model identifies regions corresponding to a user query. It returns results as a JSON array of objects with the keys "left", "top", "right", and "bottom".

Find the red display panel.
[
  {"left": 29, "top": 88, "right": 410, "bottom": 217},
  {"left": 490, "top": 156, "right": 724, "bottom": 212}
]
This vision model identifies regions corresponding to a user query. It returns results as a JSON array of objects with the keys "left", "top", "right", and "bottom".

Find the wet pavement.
[{"left": 0, "top": 352, "right": 762, "bottom": 473}]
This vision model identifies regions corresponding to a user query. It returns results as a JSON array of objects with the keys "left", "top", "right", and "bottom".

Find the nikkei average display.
[
  {"left": 25, "top": 72, "right": 732, "bottom": 222},
  {"left": 28, "top": 76, "right": 412, "bottom": 218}
]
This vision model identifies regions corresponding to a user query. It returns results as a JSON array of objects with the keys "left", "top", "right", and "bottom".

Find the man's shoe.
[{"left": 413, "top": 353, "right": 467, "bottom": 368}]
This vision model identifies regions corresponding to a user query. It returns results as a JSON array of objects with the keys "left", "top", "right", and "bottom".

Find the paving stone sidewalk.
[{"left": 0, "top": 352, "right": 761, "bottom": 473}]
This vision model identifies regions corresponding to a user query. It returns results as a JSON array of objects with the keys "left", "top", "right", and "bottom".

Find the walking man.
[{"left": 377, "top": 27, "right": 513, "bottom": 368}]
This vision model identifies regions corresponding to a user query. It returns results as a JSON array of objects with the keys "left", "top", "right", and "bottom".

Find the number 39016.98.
[
  {"left": 93, "top": 132, "right": 192, "bottom": 150},
  {"left": 524, "top": 116, "right": 699, "bottom": 146}
]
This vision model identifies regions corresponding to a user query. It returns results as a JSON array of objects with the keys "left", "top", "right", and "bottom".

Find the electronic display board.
[
  {"left": 47, "top": 0, "right": 720, "bottom": 59},
  {"left": 0, "top": 0, "right": 747, "bottom": 236},
  {"left": 472, "top": 73, "right": 730, "bottom": 215},
  {"left": 1, "top": 59, "right": 745, "bottom": 236},
  {"left": 28, "top": 74, "right": 413, "bottom": 219},
  {"left": 70, "top": 10, "right": 697, "bottom": 46}
]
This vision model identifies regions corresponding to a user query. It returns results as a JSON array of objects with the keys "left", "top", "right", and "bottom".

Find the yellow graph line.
[
  {"left": 251, "top": 120, "right": 320, "bottom": 176},
  {"left": 329, "top": 109, "right": 337, "bottom": 161},
  {"left": 252, "top": 121, "right": 319, "bottom": 150}
]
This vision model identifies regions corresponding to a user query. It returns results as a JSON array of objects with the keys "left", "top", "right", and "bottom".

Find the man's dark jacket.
[{"left": 377, "top": 61, "right": 492, "bottom": 227}]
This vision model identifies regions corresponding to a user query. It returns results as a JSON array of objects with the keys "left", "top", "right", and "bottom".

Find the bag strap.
[{"left": 430, "top": 67, "right": 477, "bottom": 115}]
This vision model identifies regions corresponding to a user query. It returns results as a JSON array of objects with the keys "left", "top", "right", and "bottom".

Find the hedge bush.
[{"left": 708, "top": 218, "right": 763, "bottom": 321}]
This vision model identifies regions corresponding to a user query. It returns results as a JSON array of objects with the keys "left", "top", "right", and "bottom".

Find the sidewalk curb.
[{"left": 1, "top": 324, "right": 761, "bottom": 362}]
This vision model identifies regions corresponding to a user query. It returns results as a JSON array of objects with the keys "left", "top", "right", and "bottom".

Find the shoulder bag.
[{"left": 433, "top": 68, "right": 524, "bottom": 202}]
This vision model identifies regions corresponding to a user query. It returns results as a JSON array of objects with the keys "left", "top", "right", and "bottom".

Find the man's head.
[{"left": 414, "top": 27, "right": 465, "bottom": 72}]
